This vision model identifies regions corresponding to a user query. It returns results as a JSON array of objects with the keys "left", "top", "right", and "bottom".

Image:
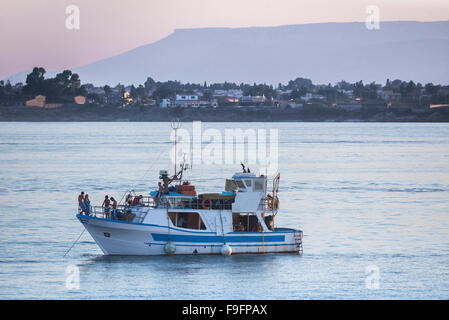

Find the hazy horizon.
[{"left": 1, "top": 0, "right": 449, "bottom": 81}]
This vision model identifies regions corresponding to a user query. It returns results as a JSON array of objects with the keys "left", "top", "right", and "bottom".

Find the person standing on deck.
[
  {"left": 102, "top": 195, "right": 111, "bottom": 219},
  {"left": 84, "top": 194, "right": 91, "bottom": 216},
  {"left": 161, "top": 175, "right": 171, "bottom": 194},
  {"left": 155, "top": 182, "right": 164, "bottom": 206},
  {"left": 131, "top": 195, "right": 143, "bottom": 207},
  {"left": 110, "top": 197, "right": 118, "bottom": 219},
  {"left": 157, "top": 182, "right": 164, "bottom": 196},
  {"left": 78, "top": 192, "right": 85, "bottom": 213},
  {"left": 126, "top": 194, "right": 132, "bottom": 207}
]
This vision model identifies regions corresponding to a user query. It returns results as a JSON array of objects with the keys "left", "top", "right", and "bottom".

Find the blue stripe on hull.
[
  {"left": 145, "top": 242, "right": 295, "bottom": 247},
  {"left": 151, "top": 233, "right": 285, "bottom": 243}
]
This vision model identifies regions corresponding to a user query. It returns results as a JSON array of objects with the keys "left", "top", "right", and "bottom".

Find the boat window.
[
  {"left": 245, "top": 180, "right": 252, "bottom": 187},
  {"left": 232, "top": 213, "right": 263, "bottom": 232},
  {"left": 235, "top": 180, "right": 246, "bottom": 189},
  {"left": 225, "top": 179, "right": 237, "bottom": 193},
  {"left": 254, "top": 180, "right": 264, "bottom": 191},
  {"left": 168, "top": 212, "right": 206, "bottom": 230}
]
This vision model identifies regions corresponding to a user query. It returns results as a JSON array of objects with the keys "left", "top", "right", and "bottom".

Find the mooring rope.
[{"left": 63, "top": 228, "right": 86, "bottom": 257}]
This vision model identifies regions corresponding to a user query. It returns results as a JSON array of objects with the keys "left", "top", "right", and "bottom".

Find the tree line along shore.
[{"left": 1, "top": 67, "right": 448, "bottom": 122}]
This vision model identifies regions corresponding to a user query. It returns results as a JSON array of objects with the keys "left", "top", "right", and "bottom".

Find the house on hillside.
[
  {"left": 430, "top": 104, "right": 449, "bottom": 110},
  {"left": 26, "top": 95, "right": 46, "bottom": 107},
  {"left": 241, "top": 95, "right": 266, "bottom": 104},
  {"left": 337, "top": 89, "right": 354, "bottom": 99},
  {"left": 223, "top": 96, "right": 239, "bottom": 103},
  {"left": 300, "top": 93, "right": 325, "bottom": 102},
  {"left": 378, "top": 90, "right": 401, "bottom": 101},
  {"left": 25, "top": 95, "right": 62, "bottom": 109},
  {"left": 213, "top": 89, "right": 243, "bottom": 98},
  {"left": 160, "top": 98, "right": 171, "bottom": 108},
  {"left": 74, "top": 96, "right": 86, "bottom": 104},
  {"left": 174, "top": 94, "right": 200, "bottom": 107}
]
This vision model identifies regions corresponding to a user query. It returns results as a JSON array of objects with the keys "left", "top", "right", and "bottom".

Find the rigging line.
[
  {"left": 141, "top": 147, "right": 167, "bottom": 178},
  {"left": 127, "top": 147, "right": 167, "bottom": 193},
  {"left": 63, "top": 228, "right": 86, "bottom": 257}
]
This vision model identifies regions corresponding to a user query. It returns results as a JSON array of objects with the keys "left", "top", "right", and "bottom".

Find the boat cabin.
[{"left": 231, "top": 172, "right": 267, "bottom": 194}]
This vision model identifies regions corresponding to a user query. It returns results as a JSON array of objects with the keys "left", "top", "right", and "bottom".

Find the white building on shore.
[
  {"left": 174, "top": 94, "right": 200, "bottom": 107},
  {"left": 160, "top": 98, "right": 171, "bottom": 108}
]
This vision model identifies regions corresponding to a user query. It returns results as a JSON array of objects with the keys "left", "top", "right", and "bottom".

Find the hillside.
[{"left": 5, "top": 21, "right": 449, "bottom": 86}]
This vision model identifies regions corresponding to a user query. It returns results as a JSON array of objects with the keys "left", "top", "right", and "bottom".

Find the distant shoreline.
[{"left": 1, "top": 104, "right": 449, "bottom": 122}]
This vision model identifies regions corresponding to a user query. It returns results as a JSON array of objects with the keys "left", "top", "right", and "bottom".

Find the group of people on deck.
[
  {"left": 78, "top": 192, "right": 91, "bottom": 215},
  {"left": 78, "top": 192, "right": 142, "bottom": 221},
  {"left": 101, "top": 195, "right": 117, "bottom": 219}
]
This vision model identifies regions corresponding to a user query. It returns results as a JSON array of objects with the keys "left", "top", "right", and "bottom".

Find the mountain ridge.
[{"left": 5, "top": 20, "right": 449, "bottom": 86}]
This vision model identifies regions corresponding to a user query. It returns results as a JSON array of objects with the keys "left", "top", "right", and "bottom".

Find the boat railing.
[
  {"left": 258, "top": 199, "right": 266, "bottom": 211},
  {"left": 258, "top": 197, "right": 279, "bottom": 212},
  {"left": 140, "top": 196, "right": 157, "bottom": 208},
  {"left": 80, "top": 202, "right": 152, "bottom": 223}
]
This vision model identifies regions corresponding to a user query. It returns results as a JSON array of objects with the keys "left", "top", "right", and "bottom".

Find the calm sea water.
[{"left": 0, "top": 122, "right": 449, "bottom": 299}]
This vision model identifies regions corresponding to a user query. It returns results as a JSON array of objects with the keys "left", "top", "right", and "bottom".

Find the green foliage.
[
  {"left": 243, "top": 84, "right": 276, "bottom": 99},
  {"left": 152, "top": 86, "right": 175, "bottom": 99},
  {"left": 23, "top": 67, "right": 46, "bottom": 95},
  {"left": 103, "top": 85, "right": 112, "bottom": 101},
  {"left": 285, "top": 77, "right": 313, "bottom": 90},
  {"left": 21, "top": 67, "right": 86, "bottom": 100},
  {"left": 289, "top": 88, "right": 308, "bottom": 100},
  {"left": 144, "top": 77, "right": 156, "bottom": 91},
  {"left": 353, "top": 81, "right": 378, "bottom": 100},
  {"left": 0, "top": 81, "right": 4, "bottom": 99}
]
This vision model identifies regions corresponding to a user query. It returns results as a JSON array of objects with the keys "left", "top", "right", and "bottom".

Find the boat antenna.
[{"left": 171, "top": 119, "right": 181, "bottom": 177}]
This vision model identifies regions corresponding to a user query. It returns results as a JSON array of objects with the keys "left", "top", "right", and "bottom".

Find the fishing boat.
[{"left": 76, "top": 163, "right": 303, "bottom": 256}]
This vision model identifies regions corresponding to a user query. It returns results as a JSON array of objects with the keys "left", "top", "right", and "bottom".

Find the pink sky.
[{"left": 1, "top": 0, "right": 448, "bottom": 80}]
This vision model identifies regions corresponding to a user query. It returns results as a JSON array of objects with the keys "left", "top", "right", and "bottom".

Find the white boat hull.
[{"left": 77, "top": 214, "right": 302, "bottom": 255}]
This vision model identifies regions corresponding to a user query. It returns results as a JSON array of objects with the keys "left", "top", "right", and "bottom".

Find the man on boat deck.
[
  {"left": 131, "top": 195, "right": 143, "bottom": 206},
  {"left": 161, "top": 175, "right": 172, "bottom": 194},
  {"left": 158, "top": 182, "right": 164, "bottom": 195},
  {"left": 102, "top": 195, "right": 111, "bottom": 219},
  {"left": 160, "top": 168, "right": 183, "bottom": 194},
  {"left": 126, "top": 194, "right": 132, "bottom": 207},
  {"left": 153, "top": 183, "right": 163, "bottom": 207},
  {"left": 84, "top": 194, "right": 91, "bottom": 216},
  {"left": 110, "top": 197, "right": 118, "bottom": 219}
]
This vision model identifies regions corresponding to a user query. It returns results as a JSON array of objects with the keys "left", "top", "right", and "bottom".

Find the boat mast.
[{"left": 171, "top": 119, "right": 181, "bottom": 178}]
